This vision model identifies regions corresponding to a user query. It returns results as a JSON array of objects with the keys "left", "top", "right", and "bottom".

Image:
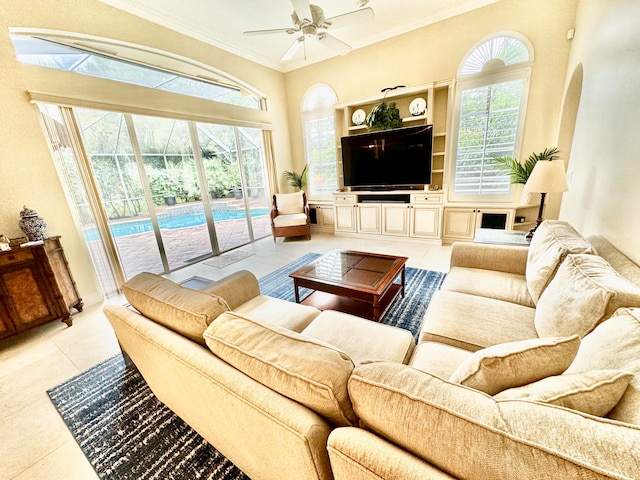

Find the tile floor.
[{"left": 0, "top": 232, "right": 451, "bottom": 480}]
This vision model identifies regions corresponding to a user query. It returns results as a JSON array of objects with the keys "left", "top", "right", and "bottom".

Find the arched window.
[
  {"left": 301, "top": 84, "right": 338, "bottom": 199},
  {"left": 450, "top": 35, "right": 533, "bottom": 201}
]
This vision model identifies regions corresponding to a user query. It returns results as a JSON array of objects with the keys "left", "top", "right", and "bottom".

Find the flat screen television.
[{"left": 341, "top": 124, "right": 433, "bottom": 189}]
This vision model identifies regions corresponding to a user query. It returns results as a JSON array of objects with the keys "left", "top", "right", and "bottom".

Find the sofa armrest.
[
  {"left": 449, "top": 242, "right": 528, "bottom": 275},
  {"left": 200, "top": 270, "right": 260, "bottom": 309}
]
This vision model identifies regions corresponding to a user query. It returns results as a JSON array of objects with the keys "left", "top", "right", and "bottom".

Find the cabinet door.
[
  {"left": 410, "top": 206, "right": 441, "bottom": 238},
  {"left": 382, "top": 204, "right": 410, "bottom": 236},
  {"left": 0, "top": 302, "right": 16, "bottom": 340},
  {"left": 357, "top": 203, "right": 381, "bottom": 234},
  {"left": 317, "top": 206, "right": 335, "bottom": 229},
  {"left": 334, "top": 204, "right": 357, "bottom": 232},
  {"left": 0, "top": 263, "right": 61, "bottom": 331},
  {"left": 443, "top": 208, "right": 476, "bottom": 239}
]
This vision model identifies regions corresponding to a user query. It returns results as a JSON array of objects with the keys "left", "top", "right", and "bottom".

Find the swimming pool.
[{"left": 84, "top": 208, "right": 269, "bottom": 241}]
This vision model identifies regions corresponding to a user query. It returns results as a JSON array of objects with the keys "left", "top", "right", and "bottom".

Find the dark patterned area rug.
[
  {"left": 47, "top": 355, "right": 250, "bottom": 480},
  {"left": 48, "top": 253, "right": 445, "bottom": 479},
  {"left": 259, "top": 252, "right": 446, "bottom": 340}
]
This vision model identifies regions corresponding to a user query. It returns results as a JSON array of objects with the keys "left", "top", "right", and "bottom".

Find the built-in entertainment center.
[{"left": 307, "top": 81, "right": 540, "bottom": 243}]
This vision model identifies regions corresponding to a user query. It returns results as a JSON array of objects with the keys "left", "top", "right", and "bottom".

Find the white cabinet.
[
  {"left": 357, "top": 203, "right": 382, "bottom": 234},
  {"left": 410, "top": 205, "right": 441, "bottom": 238},
  {"left": 333, "top": 191, "right": 443, "bottom": 243},
  {"left": 382, "top": 204, "right": 410, "bottom": 236},
  {"left": 334, "top": 194, "right": 357, "bottom": 233},
  {"left": 310, "top": 203, "right": 335, "bottom": 232},
  {"left": 443, "top": 207, "right": 515, "bottom": 242}
]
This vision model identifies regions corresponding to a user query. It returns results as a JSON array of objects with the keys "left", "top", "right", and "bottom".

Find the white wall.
[{"left": 559, "top": 0, "right": 640, "bottom": 262}]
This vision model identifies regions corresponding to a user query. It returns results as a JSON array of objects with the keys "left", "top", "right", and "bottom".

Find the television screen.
[{"left": 341, "top": 125, "right": 433, "bottom": 188}]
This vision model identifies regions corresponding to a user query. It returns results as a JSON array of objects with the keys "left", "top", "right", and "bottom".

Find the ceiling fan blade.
[
  {"left": 291, "top": 0, "right": 312, "bottom": 22},
  {"left": 317, "top": 33, "right": 351, "bottom": 56},
  {"left": 281, "top": 37, "right": 304, "bottom": 62},
  {"left": 324, "top": 7, "right": 374, "bottom": 29},
  {"left": 243, "top": 28, "right": 292, "bottom": 36}
]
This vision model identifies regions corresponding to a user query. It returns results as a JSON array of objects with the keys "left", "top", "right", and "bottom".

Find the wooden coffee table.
[{"left": 289, "top": 250, "right": 408, "bottom": 321}]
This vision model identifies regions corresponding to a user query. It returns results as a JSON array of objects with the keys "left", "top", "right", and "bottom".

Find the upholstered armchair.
[{"left": 270, "top": 191, "right": 311, "bottom": 241}]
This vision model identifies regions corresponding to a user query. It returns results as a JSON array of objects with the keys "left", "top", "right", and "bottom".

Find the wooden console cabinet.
[{"left": 0, "top": 236, "right": 83, "bottom": 339}]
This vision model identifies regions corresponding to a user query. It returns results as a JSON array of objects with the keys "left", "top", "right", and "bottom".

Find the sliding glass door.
[{"left": 65, "top": 107, "right": 271, "bottom": 285}]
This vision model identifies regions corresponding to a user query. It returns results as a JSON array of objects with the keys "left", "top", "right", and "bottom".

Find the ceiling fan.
[{"left": 243, "top": 0, "right": 374, "bottom": 62}]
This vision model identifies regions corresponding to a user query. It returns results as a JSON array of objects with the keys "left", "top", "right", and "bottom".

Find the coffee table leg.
[
  {"left": 294, "top": 280, "right": 300, "bottom": 303},
  {"left": 401, "top": 265, "right": 406, "bottom": 298},
  {"left": 373, "top": 297, "right": 381, "bottom": 321}
]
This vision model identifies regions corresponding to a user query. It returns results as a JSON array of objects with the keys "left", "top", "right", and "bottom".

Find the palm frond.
[{"left": 492, "top": 147, "right": 559, "bottom": 184}]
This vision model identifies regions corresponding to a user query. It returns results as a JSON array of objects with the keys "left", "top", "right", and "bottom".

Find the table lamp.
[{"left": 525, "top": 159, "right": 568, "bottom": 238}]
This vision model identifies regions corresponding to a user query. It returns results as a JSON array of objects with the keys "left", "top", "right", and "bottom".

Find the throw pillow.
[
  {"left": 535, "top": 254, "right": 640, "bottom": 338},
  {"left": 565, "top": 308, "right": 640, "bottom": 424},
  {"left": 123, "top": 272, "right": 230, "bottom": 345},
  {"left": 448, "top": 335, "right": 580, "bottom": 395},
  {"left": 525, "top": 220, "right": 593, "bottom": 304},
  {"left": 495, "top": 370, "right": 633, "bottom": 417},
  {"left": 204, "top": 311, "right": 357, "bottom": 426}
]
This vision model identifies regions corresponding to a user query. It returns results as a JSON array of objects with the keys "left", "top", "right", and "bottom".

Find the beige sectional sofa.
[{"left": 104, "top": 220, "right": 640, "bottom": 480}]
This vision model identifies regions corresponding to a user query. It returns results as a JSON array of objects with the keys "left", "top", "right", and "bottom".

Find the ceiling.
[{"left": 99, "top": 0, "right": 501, "bottom": 73}]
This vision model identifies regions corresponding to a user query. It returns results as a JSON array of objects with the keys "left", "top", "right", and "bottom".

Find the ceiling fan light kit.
[{"left": 243, "top": 0, "right": 375, "bottom": 62}]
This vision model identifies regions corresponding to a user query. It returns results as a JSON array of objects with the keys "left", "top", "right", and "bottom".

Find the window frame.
[
  {"left": 448, "top": 34, "right": 533, "bottom": 203},
  {"left": 300, "top": 84, "right": 338, "bottom": 201}
]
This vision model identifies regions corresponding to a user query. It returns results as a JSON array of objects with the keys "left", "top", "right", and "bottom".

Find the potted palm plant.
[
  {"left": 283, "top": 165, "right": 308, "bottom": 191},
  {"left": 493, "top": 147, "right": 559, "bottom": 202}
]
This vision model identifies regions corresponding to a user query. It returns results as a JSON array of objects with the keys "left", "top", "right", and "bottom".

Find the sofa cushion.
[
  {"left": 448, "top": 335, "right": 580, "bottom": 395},
  {"left": 348, "top": 362, "right": 640, "bottom": 479},
  {"left": 275, "top": 191, "right": 304, "bottom": 215},
  {"left": 409, "top": 341, "right": 472, "bottom": 379},
  {"left": 587, "top": 235, "right": 640, "bottom": 287},
  {"left": 232, "top": 294, "right": 319, "bottom": 332},
  {"left": 495, "top": 370, "right": 633, "bottom": 417},
  {"left": 203, "top": 311, "right": 357, "bottom": 426},
  {"left": 123, "top": 272, "right": 229, "bottom": 345},
  {"left": 565, "top": 308, "right": 640, "bottom": 425},
  {"left": 535, "top": 254, "right": 640, "bottom": 338},
  {"left": 419, "top": 291, "right": 537, "bottom": 351},
  {"left": 301, "top": 310, "right": 415, "bottom": 365},
  {"left": 440, "top": 267, "right": 534, "bottom": 307},
  {"left": 525, "top": 220, "right": 593, "bottom": 303}
]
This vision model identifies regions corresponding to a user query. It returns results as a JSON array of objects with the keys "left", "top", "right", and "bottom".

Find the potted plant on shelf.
[
  {"left": 283, "top": 165, "right": 308, "bottom": 191},
  {"left": 492, "top": 147, "right": 559, "bottom": 203},
  {"left": 366, "top": 85, "right": 405, "bottom": 131}
]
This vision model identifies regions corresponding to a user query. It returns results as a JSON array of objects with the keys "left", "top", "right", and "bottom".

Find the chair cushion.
[
  {"left": 565, "top": 308, "right": 640, "bottom": 424},
  {"left": 123, "top": 272, "right": 229, "bottom": 345},
  {"left": 273, "top": 212, "right": 308, "bottom": 227},
  {"left": 275, "top": 191, "right": 304, "bottom": 215},
  {"left": 495, "top": 370, "right": 633, "bottom": 417},
  {"left": 525, "top": 220, "right": 593, "bottom": 303},
  {"left": 204, "top": 311, "right": 357, "bottom": 426},
  {"left": 535, "top": 254, "right": 640, "bottom": 338},
  {"left": 448, "top": 335, "right": 580, "bottom": 395}
]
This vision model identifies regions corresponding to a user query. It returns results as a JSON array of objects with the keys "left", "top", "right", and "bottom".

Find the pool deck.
[{"left": 88, "top": 213, "right": 271, "bottom": 288}]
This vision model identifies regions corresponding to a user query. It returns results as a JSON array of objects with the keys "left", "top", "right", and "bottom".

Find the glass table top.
[{"left": 290, "top": 250, "right": 406, "bottom": 290}]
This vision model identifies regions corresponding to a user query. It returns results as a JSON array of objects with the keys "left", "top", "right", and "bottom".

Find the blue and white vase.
[{"left": 19, "top": 206, "right": 48, "bottom": 242}]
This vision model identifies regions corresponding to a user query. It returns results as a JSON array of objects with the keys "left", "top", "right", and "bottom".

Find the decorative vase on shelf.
[{"left": 19, "top": 206, "right": 48, "bottom": 242}]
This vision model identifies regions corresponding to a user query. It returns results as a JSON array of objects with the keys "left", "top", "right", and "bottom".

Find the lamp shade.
[{"left": 525, "top": 159, "right": 569, "bottom": 193}]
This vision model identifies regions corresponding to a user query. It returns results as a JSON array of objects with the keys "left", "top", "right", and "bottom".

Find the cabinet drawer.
[
  {"left": 334, "top": 195, "right": 357, "bottom": 204},
  {"left": 411, "top": 193, "right": 443, "bottom": 204},
  {"left": 0, "top": 249, "right": 34, "bottom": 267}
]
